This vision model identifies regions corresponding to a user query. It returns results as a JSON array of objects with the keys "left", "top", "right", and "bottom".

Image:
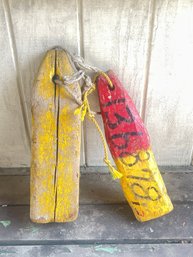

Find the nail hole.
[
  {"left": 52, "top": 74, "right": 59, "bottom": 83},
  {"left": 108, "top": 84, "right": 115, "bottom": 91}
]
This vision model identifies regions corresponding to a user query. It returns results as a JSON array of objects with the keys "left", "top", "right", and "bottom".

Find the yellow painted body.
[
  {"left": 30, "top": 48, "right": 81, "bottom": 223},
  {"left": 115, "top": 148, "right": 173, "bottom": 222}
]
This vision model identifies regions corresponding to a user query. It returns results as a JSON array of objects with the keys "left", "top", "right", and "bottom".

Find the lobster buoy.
[
  {"left": 97, "top": 70, "right": 173, "bottom": 222},
  {"left": 30, "top": 48, "right": 81, "bottom": 223}
]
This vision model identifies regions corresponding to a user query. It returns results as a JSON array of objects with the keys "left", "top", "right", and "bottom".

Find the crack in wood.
[{"left": 53, "top": 50, "right": 60, "bottom": 221}]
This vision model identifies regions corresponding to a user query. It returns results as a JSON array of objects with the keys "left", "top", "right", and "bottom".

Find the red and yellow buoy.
[{"left": 97, "top": 70, "right": 173, "bottom": 222}]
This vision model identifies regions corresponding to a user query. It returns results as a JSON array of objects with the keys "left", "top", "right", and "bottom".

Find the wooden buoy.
[
  {"left": 97, "top": 70, "right": 173, "bottom": 222},
  {"left": 30, "top": 48, "right": 81, "bottom": 223}
]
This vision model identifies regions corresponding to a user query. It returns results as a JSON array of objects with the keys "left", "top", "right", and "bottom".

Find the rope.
[
  {"left": 74, "top": 80, "right": 123, "bottom": 180},
  {"left": 54, "top": 51, "right": 122, "bottom": 180},
  {"left": 72, "top": 55, "right": 100, "bottom": 72},
  {"left": 62, "top": 70, "right": 85, "bottom": 84},
  {"left": 93, "top": 71, "right": 114, "bottom": 89},
  {"left": 88, "top": 113, "right": 123, "bottom": 180},
  {"left": 72, "top": 54, "right": 114, "bottom": 89},
  {"left": 54, "top": 77, "right": 82, "bottom": 106}
]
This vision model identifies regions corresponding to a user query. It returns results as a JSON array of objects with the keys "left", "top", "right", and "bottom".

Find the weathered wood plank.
[
  {"left": 7, "top": 0, "right": 85, "bottom": 166},
  {"left": 145, "top": 0, "right": 193, "bottom": 165},
  {"left": 54, "top": 49, "right": 81, "bottom": 222},
  {"left": 30, "top": 49, "right": 56, "bottom": 223},
  {"left": 0, "top": 204, "right": 192, "bottom": 241},
  {"left": 83, "top": 0, "right": 153, "bottom": 165},
  {"left": 0, "top": 1, "right": 30, "bottom": 167},
  {"left": 0, "top": 171, "right": 192, "bottom": 205},
  {"left": 0, "top": 244, "right": 192, "bottom": 257},
  {"left": 30, "top": 49, "right": 81, "bottom": 223}
]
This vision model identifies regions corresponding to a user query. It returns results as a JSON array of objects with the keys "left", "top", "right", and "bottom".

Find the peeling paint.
[
  {"left": 0, "top": 220, "right": 11, "bottom": 228},
  {"left": 94, "top": 245, "right": 121, "bottom": 254}
]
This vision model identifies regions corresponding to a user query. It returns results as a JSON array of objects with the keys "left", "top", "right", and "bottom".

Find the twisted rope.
[{"left": 54, "top": 51, "right": 122, "bottom": 180}]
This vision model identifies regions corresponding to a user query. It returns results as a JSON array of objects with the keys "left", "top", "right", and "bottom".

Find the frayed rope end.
[
  {"left": 74, "top": 103, "right": 87, "bottom": 121},
  {"left": 104, "top": 159, "right": 123, "bottom": 180}
]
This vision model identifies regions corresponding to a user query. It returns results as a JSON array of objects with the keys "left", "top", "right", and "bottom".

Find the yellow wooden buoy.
[{"left": 30, "top": 48, "right": 81, "bottom": 223}]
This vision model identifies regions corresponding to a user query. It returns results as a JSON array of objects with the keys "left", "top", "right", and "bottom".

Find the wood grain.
[
  {"left": 30, "top": 50, "right": 57, "bottom": 223},
  {"left": 145, "top": 0, "right": 193, "bottom": 165},
  {"left": 82, "top": 0, "right": 153, "bottom": 165},
  {"left": 54, "top": 49, "right": 81, "bottom": 222},
  {"left": 0, "top": 1, "right": 30, "bottom": 167}
]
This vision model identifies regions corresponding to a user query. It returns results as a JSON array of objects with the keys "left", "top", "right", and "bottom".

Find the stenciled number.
[
  {"left": 127, "top": 168, "right": 152, "bottom": 181},
  {"left": 119, "top": 151, "right": 150, "bottom": 167},
  {"left": 130, "top": 183, "right": 161, "bottom": 201},
  {"left": 104, "top": 105, "right": 135, "bottom": 129},
  {"left": 110, "top": 131, "right": 142, "bottom": 150}
]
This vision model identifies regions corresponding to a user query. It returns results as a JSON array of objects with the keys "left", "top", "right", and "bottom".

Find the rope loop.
[
  {"left": 63, "top": 70, "right": 85, "bottom": 85},
  {"left": 93, "top": 71, "right": 114, "bottom": 89},
  {"left": 54, "top": 50, "right": 122, "bottom": 180},
  {"left": 74, "top": 80, "right": 122, "bottom": 180}
]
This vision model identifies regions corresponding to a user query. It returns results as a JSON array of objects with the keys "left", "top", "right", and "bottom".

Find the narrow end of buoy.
[{"left": 50, "top": 46, "right": 64, "bottom": 51}]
